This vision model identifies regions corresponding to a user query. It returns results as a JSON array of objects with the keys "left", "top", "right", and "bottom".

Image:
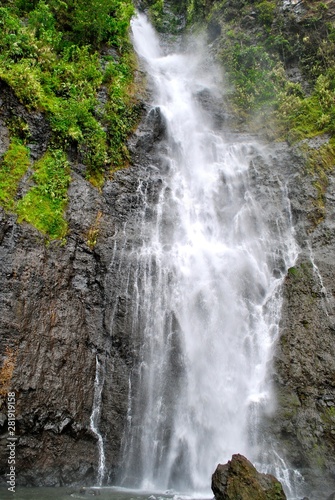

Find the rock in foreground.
[{"left": 211, "top": 454, "right": 286, "bottom": 500}]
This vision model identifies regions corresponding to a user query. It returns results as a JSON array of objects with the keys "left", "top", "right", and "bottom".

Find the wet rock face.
[
  {"left": 270, "top": 245, "right": 335, "bottom": 494},
  {"left": 211, "top": 454, "right": 286, "bottom": 500},
  {"left": 267, "top": 152, "right": 335, "bottom": 497},
  {"left": 0, "top": 210, "right": 99, "bottom": 485},
  {"left": 0, "top": 80, "right": 51, "bottom": 161},
  {"left": 0, "top": 199, "right": 161, "bottom": 486},
  {"left": 0, "top": 82, "right": 165, "bottom": 486}
]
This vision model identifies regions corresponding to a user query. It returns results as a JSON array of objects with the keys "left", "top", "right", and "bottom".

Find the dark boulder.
[{"left": 211, "top": 454, "right": 286, "bottom": 500}]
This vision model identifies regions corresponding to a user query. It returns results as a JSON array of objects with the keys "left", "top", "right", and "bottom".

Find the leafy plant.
[
  {"left": 0, "top": 0, "right": 139, "bottom": 191},
  {"left": 87, "top": 210, "right": 103, "bottom": 249},
  {"left": 255, "top": 0, "right": 275, "bottom": 29},
  {"left": 0, "top": 138, "right": 30, "bottom": 210},
  {"left": 16, "top": 149, "right": 70, "bottom": 239},
  {"left": 0, "top": 7, "right": 35, "bottom": 62}
]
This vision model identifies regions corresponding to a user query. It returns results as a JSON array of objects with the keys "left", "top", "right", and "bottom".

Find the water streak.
[
  {"left": 90, "top": 355, "right": 106, "bottom": 486},
  {"left": 307, "top": 240, "right": 332, "bottom": 316}
]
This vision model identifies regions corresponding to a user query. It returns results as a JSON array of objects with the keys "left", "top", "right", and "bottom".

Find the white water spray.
[
  {"left": 120, "top": 13, "right": 299, "bottom": 496},
  {"left": 90, "top": 355, "right": 106, "bottom": 486},
  {"left": 307, "top": 240, "right": 333, "bottom": 316}
]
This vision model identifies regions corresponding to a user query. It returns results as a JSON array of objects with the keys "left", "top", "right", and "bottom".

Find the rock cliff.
[
  {"left": 270, "top": 156, "right": 335, "bottom": 497},
  {"left": 0, "top": 77, "right": 165, "bottom": 485}
]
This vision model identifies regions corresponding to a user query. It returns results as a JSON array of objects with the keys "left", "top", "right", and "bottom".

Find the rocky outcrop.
[
  {"left": 268, "top": 163, "right": 335, "bottom": 498},
  {"left": 211, "top": 454, "right": 286, "bottom": 500}
]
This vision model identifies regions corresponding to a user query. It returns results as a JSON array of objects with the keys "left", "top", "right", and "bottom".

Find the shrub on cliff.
[{"left": 0, "top": 0, "right": 139, "bottom": 239}]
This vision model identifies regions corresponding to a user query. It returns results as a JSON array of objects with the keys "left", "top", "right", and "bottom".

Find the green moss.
[
  {"left": 288, "top": 266, "right": 299, "bottom": 277},
  {"left": 277, "top": 389, "right": 301, "bottom": 420},
  {"left": 305, "top": 141, "right": 335, "bottom": 224},
  {"left": 0, "top": 0, "right": 140, "bottom": 241},
  {"left": 0, "top": 7, "right": 35, "bottom": 61},
  {"left": 16, "top": 149, "right": 70, "bottom": 239},
  {"left": 276, "top": 70, "right": 335, "bottom": 143},
  {"left": 0, "top": 134, "right": 71, "bottom": 240},
  {"left": 0, "top": 0, "right": 140, "bottom": 195},
  {"left": 1, "top": 62, "right": 46, "bottom": 109},
  {"left": 6, "top": 116, "right": 31, "bottom": 142},
  {"left": 287, "top": 262, "right": 316, "bottom": 282},
  {"left": 0, "top": 139, "right": 30, "bottom": 210},
  {"left": 322, "top": 406, "right": 335, "bottom": 424},
  {"left": 308, "top": 442, "right": 327, "bottom": 469}
]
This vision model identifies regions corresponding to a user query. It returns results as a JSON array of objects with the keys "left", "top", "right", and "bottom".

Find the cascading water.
[
  {"left": 119, "top": 13, "right": 299, "bottom": 496},
  {"left": 90, "top": 355, "right": 106, "bottom": 486}
]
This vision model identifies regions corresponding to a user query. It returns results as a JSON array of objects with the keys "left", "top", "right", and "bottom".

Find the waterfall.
[{"left": 119, "top": 13, "right": 299, "bottom": 495}]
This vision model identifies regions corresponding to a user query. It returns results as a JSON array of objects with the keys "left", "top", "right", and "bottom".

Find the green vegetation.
[
  {"left": 256, "top": 1, "right": 276, "bottom": 29},
  {"left": 181, "top": 0, "right": 335, "bottom": 151},
  {"left": 287, "top": 262, "right": 316, "bottom": 283},
  {"left": 287, "top": 266, "right": 299, "bottom": 277},
  {"left": 1, "top": 0, "right": 334, "bottom": 239},
  {"left": 0, "top": 139, "right": 30, "bottom": 210},
  {"left": 104, "top": 51, "right": 142, "bottom": 173},
  {"left": 195, "top": 0, "right": 335, "bottom": 227},
  {"left": 16, "top": 149, "right": 70, "bottom": 239},
  {"left": 0, "top": 0, "right": 139, "bottom": 239},
  {"left": 143, "top": 0, "right": 193, "bottom": 32},
  {"left": 303, "top": 140, "right": 335, "bottom": 225},
  {"left": 148, "top": 0, "right": 164, "bottom": 29},
  {"left": 220, "top": 34, "right": 279, "bottom": 113},
  {"left": 322, "top": 406, "right": 335, "bottom": 423},
  {"left": 87, "top": 210, "right": 103, "bottom": 249},
  {"left": 275, "top": 70, "right": 335, "bottom": 143},
  {"left": 145, "top": 0, "right": 333, "bottom": 147}
]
